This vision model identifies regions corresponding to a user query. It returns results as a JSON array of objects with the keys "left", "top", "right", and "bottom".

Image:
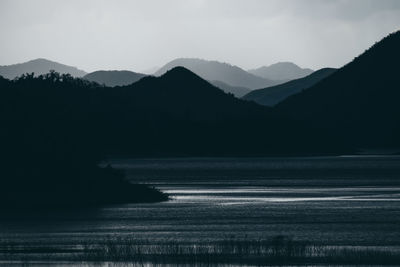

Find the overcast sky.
[{"left": 1, "top": 0, "right": 399, "bottom": 72}]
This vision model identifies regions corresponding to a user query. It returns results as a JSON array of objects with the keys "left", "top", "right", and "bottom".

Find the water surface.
[{"left": 1, "top": 156, "right": 400, "bottom": 260}]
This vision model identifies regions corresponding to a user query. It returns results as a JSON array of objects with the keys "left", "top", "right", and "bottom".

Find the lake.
[{"left": 1, "top": 156, "right": 400, "bottom": 265}]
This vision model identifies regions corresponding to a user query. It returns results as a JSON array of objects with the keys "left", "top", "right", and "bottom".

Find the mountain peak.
[
  {"left": 159, "top": 66, "right": 211, "bottom": 86},
  {"left": 29, "top": 58, "right": 55, "bottom": 63},
  {"left": 163, "top": 66, "right": 198, "bottom": 76}
]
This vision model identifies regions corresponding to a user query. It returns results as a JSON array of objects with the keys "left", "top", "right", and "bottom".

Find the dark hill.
[
  {"left": 0, "top": 58, "right": 86, "bottom": 79},
  {"left": 154, "top": 58, "right": 277, "bottom": 90},
  {"left": 243, "top": 68, "right": 336, "bottom": 106},
  {"left": 275, "top": 31, "right": 400, "bottom": 148},
  {"left": 84, "top": 70, "right": 147, "bottom": 87},
  {"left": 0, "top": 72, "right": 167, "bottom": 209}
]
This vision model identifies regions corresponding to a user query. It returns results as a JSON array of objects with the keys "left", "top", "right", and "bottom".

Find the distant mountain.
[
  {"left": 154, "top": 58, "right": 277, "bottom": 90},
  {"left": 275, "top": 31, "right": 400, "bottom": 148},
  {"left": 84, "top": 70, "right": 147, "bottom": 87},
  {"left": 210, "top": 80, "right": 251, "bottom": 98},
  {"left": 0, "top": 58, "right": 86, "bottom": 79},
  {"left": 243, "top": 68, "right": 336, "bottom": 106},
  {"left": 248, "top": 62, "right": 313, "bottom": 81}
]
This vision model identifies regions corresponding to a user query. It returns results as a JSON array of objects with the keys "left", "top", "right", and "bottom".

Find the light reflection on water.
[{"left": 166, "top": 187, "right": 400, "bottom": 204}]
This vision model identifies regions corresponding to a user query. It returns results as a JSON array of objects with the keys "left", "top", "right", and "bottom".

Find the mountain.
[
  {"left": 154, "top": 58, "right": 277, "bottom": 90},
  {"left": 243, "top": 68, "right": 336, "bottom": 106},
  {"left": 210, "top": 80, "right": 251, "bottom": 98},
  {"left": 84, "top": 70, "right": 147, "bottom": 87},
  {"left": 248, "top": 62, "right": 314, "bottom": 81},
  {"left": 0, "top": 58, "right": 86, "bottom": 79},
  {"left": 275, "top": 31, "right": 400, "bottom": 148}
]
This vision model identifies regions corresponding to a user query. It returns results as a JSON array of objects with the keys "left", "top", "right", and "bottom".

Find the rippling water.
[{"left": 1, "top": 156, "right": 400, "bottom": 262}]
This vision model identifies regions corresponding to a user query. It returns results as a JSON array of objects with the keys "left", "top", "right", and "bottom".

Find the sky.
[{"left": 1, "top": 0, "right": 400, "bottom": 72}]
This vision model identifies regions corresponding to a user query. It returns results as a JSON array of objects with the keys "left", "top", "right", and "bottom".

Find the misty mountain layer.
[
  {"left": 0, "top": 58, "right": 87, "bottom": 79},
  {"left": 154, "top": 58, "right": 278, "bottom": 89},
  {"left": 243, "top": 68, "right": 336, "bottom": 106}
]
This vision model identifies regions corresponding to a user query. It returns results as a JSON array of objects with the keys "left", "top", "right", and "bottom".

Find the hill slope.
[
  {"left": 0, "top": 58, "right": 86, "bottom": 79},
  {"left": 210, "top": 80, "right": 251, "bottom": 98},
  {"left": 84, "top": 70, "right": 147, "bottom": 87},
  {"left": 248, "top": 62, "right": 313, "bottom": 81},
  {"left": 275, "top": 31, "right": 400, "bottom": 148},
  {"left": 154, "top": 58, "right": 277, "bottom": 90},
  {"left": 243, "top": 68, "right": 336, "bottom": 106}
]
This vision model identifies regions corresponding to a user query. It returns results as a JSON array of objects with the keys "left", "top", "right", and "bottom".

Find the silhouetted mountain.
[
  {"left": 0, "top": 58, "right": 87, "bottom": 79},
  {"left": 248, "top": 62, "right": 313, "bottom": 81},
  {"left": 210, "top": 80, "right": 251, "bottom": 98},
  {"left": 154, "top": 58, "right": 277, "bottom": 90},
  {"left": 84, "top": 70, "right": 147, "bottom": 87},
  {"left": 276, "top": 31, "right": 400, "bottom": 148},
  {"left": 243, "top": 68, "right": 336, "bottom": 106}
]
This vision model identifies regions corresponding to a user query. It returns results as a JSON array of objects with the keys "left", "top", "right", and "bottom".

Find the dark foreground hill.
[
  {"left": 243, "top": 68, "right": 336, "bottom": 106},
  {"left": 0, "top": 72, "right": 167, "bottom": 209},
  {"left": 0, "top": 58, "right": 86, "bottom": 79},
  {"left": 154, "top": 58, "right": 277, "bottom": 90},
  {"left": 84, "top": 70, "right": 147, "bottom": 87},
  {"left": 276, "top": 31, "right": 400, "bottom": 149}
]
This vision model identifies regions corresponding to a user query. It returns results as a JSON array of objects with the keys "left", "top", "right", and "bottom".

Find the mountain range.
[
  {"left": 248, "top": 62, "right": 314, "bottom": 82},
  {"left": 1, "top": 30, "right": 399, "bottom": 152},
  {"left": 1, "top": 31, "right": 399, "bottom": 209},
  {"left": 0, "top": 58, "right": 314, "bottom": 97},
  {"left": 243, "top": 68, "right": 336, "bottom": 106},
  {"left": 0, "top": 58, "right": 87, "bottom": 79}
]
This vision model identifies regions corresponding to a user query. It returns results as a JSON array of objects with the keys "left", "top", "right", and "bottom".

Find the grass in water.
[{"left": 1, "top": 235, "right": 400, "bottom": 265}]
